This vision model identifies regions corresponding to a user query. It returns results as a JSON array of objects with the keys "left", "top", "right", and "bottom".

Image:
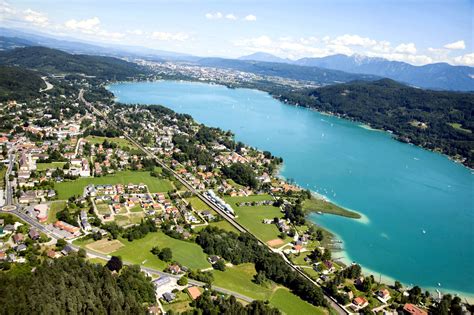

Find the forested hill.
[
  {"left": 0, "top": 255, "right": 156, "bottom": 314},
  {"left": 277, "top": 79, "right": 474, "bottom": 167},
  {"left": 0, "top": 66, "right": 45, "bottom": 101},
  {"left": 0, "top": 46, "right": 147, "bottom": 80},
  {"left": 197, "top": 57, "right": 380, "bottom": 85}
]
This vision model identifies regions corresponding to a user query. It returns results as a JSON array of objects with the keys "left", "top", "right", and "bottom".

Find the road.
[
  {"left": 0, "top": 207, "right": 254, "bottom": 303},
  {"left": 79, "top": 89, "right": 347, "bottom": 314}
]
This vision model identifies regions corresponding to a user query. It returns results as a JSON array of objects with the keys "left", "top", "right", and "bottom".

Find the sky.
[{"left": 1, "top": 0, "right": 473, "bottom": 66}]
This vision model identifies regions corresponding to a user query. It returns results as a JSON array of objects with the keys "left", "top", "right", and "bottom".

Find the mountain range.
[
  {"left": 239, "top": 52, "right": 474, "bottom": 91},
  {"left": 1, "top": 27, "right": 473, "bottom": 91}
]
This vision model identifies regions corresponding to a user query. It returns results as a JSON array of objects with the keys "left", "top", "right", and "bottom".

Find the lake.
[{"left": 108, "top": 80, "right": 474, "bottom": 296}]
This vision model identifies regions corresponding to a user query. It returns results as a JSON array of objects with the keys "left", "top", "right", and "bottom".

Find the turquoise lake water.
[{"left": 108, "top": 80, "right": 474, "bottom": 295}]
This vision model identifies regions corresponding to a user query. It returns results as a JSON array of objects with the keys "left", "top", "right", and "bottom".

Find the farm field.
[{"left": 54, "top": 170, "right": 174, "bottom": 200}]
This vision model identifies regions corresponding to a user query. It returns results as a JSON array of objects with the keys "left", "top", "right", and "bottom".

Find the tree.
[
  {"left": 158, "top": 248, "right": 172, "bottom": 262},
  {"left": 150, "top": 246, "right": 160, "bottom": 255},
  {"left": 394, "top": 280, "right": 403, "bottom": 290},
  {"left": 213, "top": 259, "right": 226, "bottom": 271},
  {"left": 55, "top": 238, "right": 67, "bottom": 251},
  {"left": 177, "top": 276, "right": 188, "bottom": 286},
  {"left": 253, "top": 271, "right": 266, "bottom": 284},
  {"left": 77, "top": 248, "right": 87, "bottom": 258},
  {"left": 106, "top": 256, "right": 123, "bottom": 272}
]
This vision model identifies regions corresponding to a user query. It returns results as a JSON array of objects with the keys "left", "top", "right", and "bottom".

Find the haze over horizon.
[{"left": 1, "top": 0, "right": 473, "bottom": 66}]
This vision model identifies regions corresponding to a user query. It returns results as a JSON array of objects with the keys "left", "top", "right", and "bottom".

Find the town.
[{"left": 0, "top": 49, "right": 470, "bottom": 315}]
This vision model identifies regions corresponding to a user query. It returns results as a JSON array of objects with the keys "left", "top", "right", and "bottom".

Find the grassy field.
[
  {"left": 212, "top": 263, "right": 327, "bottom": 314},
  {"left": 162, "top": 291, "right": 193, "bottom": 313},
  {"left": 111, "top": 231, "right": 210, "bottom": 270},
  {"left": 212, "top": 263, "right": 274, "bottom": 301},
  {"left": 448, "top": 123, "right": 472, "bottom": 133},
  {"left": 86, "top": 239, "right": 124, "bottom": 254},
  {"left": 96, "top": 203, "right": 111, "bottom": 215},
  {"left": 85, "top": 135, "right": 139, "bottom": 149},
  {"left": 186, "top": 197, "right": 211, "bottom": 211},
  {"left": 225, "top": 195, "right": 284, "bottom": 242},
  {"left": 87, "top": 257, "right": 107, "bottom": 265},
  {"left": 54, "top": 170, "right": 174, "bottom": 200},
  {"left": 36, "top": 162, "right": 66, "bottom": 171},
  {"left": 129, "top": 205, "right": 143, "bottom": 213},
  {"left": 303, "top": 197, "right": 361, "bottom": 219},
  {"left": 47, "top": 201, "right": 67, "bottom": 223},
  {"left": 269, "top": 288, "right": 327, "bottom": 315}
]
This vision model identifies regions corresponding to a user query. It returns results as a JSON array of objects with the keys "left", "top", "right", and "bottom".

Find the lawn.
[
  {"left": 186, "top": 197, "right": 211, "bottom": 211},
  {"left": 54, "top": 170, "right": 174, "bottom": 200},
  {"left": 112, "top": 231, "right": 210, "bottom": 270},
  {"left": 114, "top": 214, "right": 131, "bottom": 226},
  {"left": 36, "top": 162, "right": 66, "bottom": 171},
  {"left": 225, "top": 195, "right": 283, "bottom": 242},
  {"left": 162, "top": 291, "right": 193, "bottom": 313},
  {"left": 129, "top": 213, "right": 145, "bottom": 224},
  {"left": 448, "top": 123, "right": 472, "bottom": 133},
  {"left": 269, "top": 288, "right": 327, "bottom": 315},
  {"left": 85, "top": 135, "right": 139, "bottom": 149},
  {"left": 212, "top": 263, "right": 274, "bottom": 301},
  {"left": 47, "top": 201, "right": 66, "bottom": 223},
  {"left": 129, "top": 205, "right": 143, "bottom": 213},
  {"left": 96, "top": 203, "right": 111, "bottom": 215},
  {"left": 87, "top": 257, "right": 107, "bottom": 265},
  {"left": 303, "top": 197, "right": 361, "bottom": 219}
]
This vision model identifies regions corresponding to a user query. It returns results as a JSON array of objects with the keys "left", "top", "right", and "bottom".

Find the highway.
[{"left": 78, "top": 89, "right": 347, "bottom": 314}]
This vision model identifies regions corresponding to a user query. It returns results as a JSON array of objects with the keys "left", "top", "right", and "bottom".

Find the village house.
[
  {"left": 403, "top": 303, "right": 428, "bottom": 315},
  {"left": 351, "top": 296, "right": 369, "bottom": 310}
]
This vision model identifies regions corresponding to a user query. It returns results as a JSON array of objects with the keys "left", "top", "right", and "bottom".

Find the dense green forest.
[
  {"left": 0, "top": 46, "right": 147, "bottom": 80},
  {"left": 185, "top": 293, "right": 281, "bottom": 315},
  {"left": 0, "top": 66, "right": 45, "bottom": 101},
  {"left": 0, "top": 255, "right": 156, "bottom": 314},
  {"left": 274, "top": 79, "right": 474, "bottom": 167}
]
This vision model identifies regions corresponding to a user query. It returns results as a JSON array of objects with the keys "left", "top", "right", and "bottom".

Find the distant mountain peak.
[{"left": 238, "top": 52, "right": 290, "bottom": 63}]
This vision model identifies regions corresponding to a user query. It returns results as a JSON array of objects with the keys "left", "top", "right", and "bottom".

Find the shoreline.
[
  {"left": 112, "top": 77, "right": 473, "bottom": 170},
  {"left": 106, "top": 79, "right": 474, "bottom": 302}
]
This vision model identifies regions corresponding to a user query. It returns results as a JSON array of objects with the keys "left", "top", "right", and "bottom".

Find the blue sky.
[{"left": 1, "top": 0, "right": 473, "bottom": 65}]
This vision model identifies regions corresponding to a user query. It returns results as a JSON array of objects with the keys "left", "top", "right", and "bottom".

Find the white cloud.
[
  {"left": 444, "top": 40, "right": 465, "bottom": 50},
  {"left": 205, "top": 12, "right": 223, "bottom": 19},
  {"left": 394, "top": 42, "right": 417, "bottom": 54},
  {"left": 0, "top": 0, "right": 15, "bottom": 16},
  {"left": 97, "top": 30, "right": 125, "bottom": 40},
  {"left": 225, "top": 13, "right": 237, "bottom": 20},
  {"left": 151, "top": 31, "right": 189, "bottom": 41},
  {"left": 331, "top": 34, "right": 376, "bottom": 47},
  {"left": 23, "top": 9, "right": 48, "bottom": 27},
  {"left": 453, "top": 53, "right": 474, "bottom": 66},
  {"left": 372, "top": 40, "right": 391, "bottom": 53},
  {"left": 65, "top": 17, "right": 100, "bottom": 33},
  {"left": 244, "top": 14, "right": 257, "bottom": 21},
  {"left": 127, "top": 29, "right": 143, "bottom": 36}
]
